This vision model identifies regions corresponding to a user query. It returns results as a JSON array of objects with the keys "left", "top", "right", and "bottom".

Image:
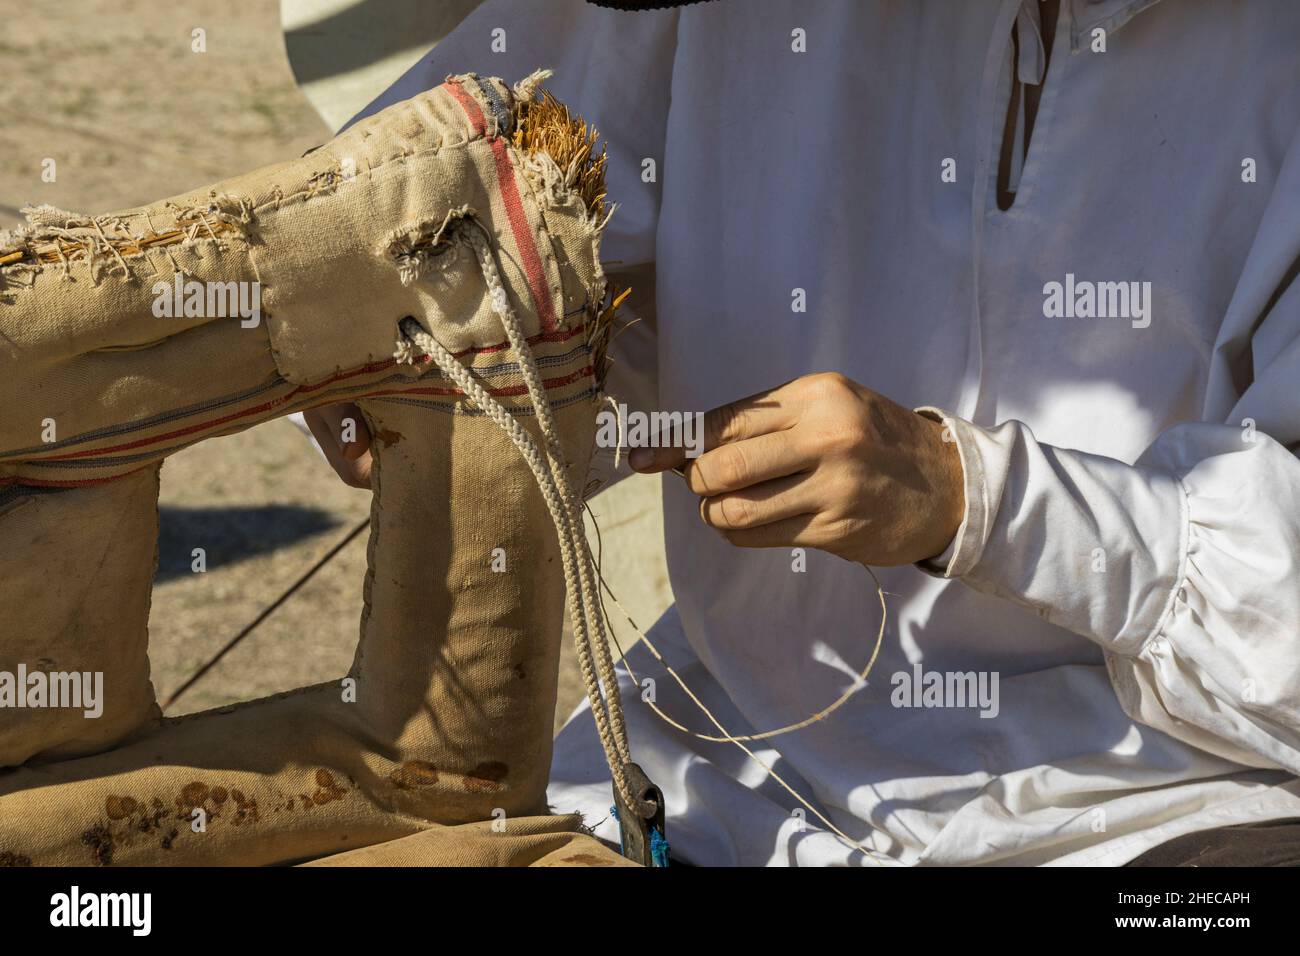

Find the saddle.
[{"left": 0, "top": 72, "right": 648, "bottom": 867}]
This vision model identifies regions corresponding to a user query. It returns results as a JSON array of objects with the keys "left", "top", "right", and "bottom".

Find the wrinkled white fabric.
[{"left": 354, "top": 0, "right": 1300, "bottom": 865}]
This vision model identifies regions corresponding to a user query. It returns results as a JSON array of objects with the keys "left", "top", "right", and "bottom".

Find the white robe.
[{"left": 357, "top": 0, "right": 1300, "bottom": 865}]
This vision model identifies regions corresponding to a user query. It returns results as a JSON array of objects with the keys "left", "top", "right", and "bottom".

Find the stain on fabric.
[
  {"left": 105, "top": 794, "right": 139, "bottom": 820},
  {"left": 389, "top": 760, "right": 440, "bottom": 790},
  {"left": 463, "top": 761, "right": 508, "bottom": 793},
  {"left": 180, "top": 781, "right": 209, "bottom": 806},
  {"left": 81, "top": 824, "right": 115, "bottom": 866},
  {"left": 311, "top": 769, "right": 347, "bottom": 806},
  {"left": 230, "top": 790, "right": 260, "bottom": 825}
]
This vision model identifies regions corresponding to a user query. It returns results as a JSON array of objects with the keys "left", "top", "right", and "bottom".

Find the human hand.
[
  {"left": 629, "top": 373, "right": 964, "bottom": 567},
  {"left": 303, "top": 402, "right": 373, "bottom": 490}
]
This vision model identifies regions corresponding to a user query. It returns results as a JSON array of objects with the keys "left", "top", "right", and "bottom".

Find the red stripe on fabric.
[
  {"left": 37, "top": 394, "right": 301, "bottom": 460},
  {"left": 37, "top": 365, "right": 594, "bottom": 461},
  {"left": 488, "top": 137, "right": 559, "bottom": 332},
  {"left": 360, "top": 365, "right": 594, "bottom": 400},
  {"left": 7, "top": 323, "right": 588, "bottom": 465},
  {"left": 0, "top": 463, "right": 158, "bottom": 489},
  {"left": 444, "top": 78, "right": 559, "bottom": 333},
  {"left": 291, "top": 322, "right": 588, "bottom": 397},
  {"left": 443, "top": 79, "right": 487, "bottom": 136},
  {"left": 453, "top": 322, "right": 585, "bottom": 357}
]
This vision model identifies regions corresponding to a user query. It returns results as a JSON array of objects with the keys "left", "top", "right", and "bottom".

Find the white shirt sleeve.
[{"left": 919, "top": 125, "right": 1300, "bottom": 774}]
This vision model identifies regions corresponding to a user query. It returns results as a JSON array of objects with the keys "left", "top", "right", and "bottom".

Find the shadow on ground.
[{"left": 156, "top": 504, "right": 340, "bottom": 582}]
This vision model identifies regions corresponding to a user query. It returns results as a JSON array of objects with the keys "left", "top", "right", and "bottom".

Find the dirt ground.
[{"left": 0, "top": 0, "right": 670, "bottom": 732}]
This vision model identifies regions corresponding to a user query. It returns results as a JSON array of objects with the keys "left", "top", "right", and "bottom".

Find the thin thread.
[
  {"left": 592, "top": 396, "right": 887, "bottom": 742},
  {"left": 603, "top": 395, "right": 623, "bottom": 472},
  {"left": 618, "top": 560, "right": 885, "bottom": 743},
  {"left": 583, "top": 501, "right": 891, "bottom": 865}
]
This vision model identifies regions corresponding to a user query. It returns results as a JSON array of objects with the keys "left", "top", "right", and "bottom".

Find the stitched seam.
[{"left": 1, "top": 86, "right": 479, "bottom": 284}]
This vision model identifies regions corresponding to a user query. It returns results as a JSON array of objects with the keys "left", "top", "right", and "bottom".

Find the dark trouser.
[{"left": 1127, "top": 818, "right": 1300, "bottom": 866}]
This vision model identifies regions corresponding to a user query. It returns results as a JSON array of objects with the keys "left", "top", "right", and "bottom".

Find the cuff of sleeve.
[
  {"left": 918, "top": 409, "right": 1187, "bottom": 655},
  {"left": 913, "top": 407, "right": 1005, "bottom": 579}
]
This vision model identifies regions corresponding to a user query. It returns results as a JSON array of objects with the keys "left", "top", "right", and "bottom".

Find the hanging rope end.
[{"left": 612, "top": 761, "right": 668, "bottom": 867}]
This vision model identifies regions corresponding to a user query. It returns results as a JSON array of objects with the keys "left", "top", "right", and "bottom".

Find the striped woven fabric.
[
  {"left": 0, "top": 73, "right": 607, "bottom": 489},
  {"left": 0, "top": 322, "right": 598, "bottom": 489}
]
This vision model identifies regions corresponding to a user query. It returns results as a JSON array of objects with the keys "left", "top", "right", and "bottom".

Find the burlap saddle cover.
[{"left": 0, "top": 73, "right": 635, "bottom": 867}]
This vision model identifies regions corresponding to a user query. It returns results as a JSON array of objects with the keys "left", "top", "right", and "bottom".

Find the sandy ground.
[{"left": 0, "top": 0, "right": 670, "bottom": 732}]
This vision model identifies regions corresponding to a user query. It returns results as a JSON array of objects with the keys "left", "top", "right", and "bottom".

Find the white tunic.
[{"left": 360, "top": 0, "right": 1300, "bottom": 864}]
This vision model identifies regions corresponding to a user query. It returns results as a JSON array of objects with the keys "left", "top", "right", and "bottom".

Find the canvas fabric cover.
[
  {"left": 0, "top": 73, "right": 628, "bottom": 867},
  {"left": 0, "top": 468, "right": 162, "bottom": 766},
  {"left": 300, "top": 813, "right": 634, "bottom": 867}
]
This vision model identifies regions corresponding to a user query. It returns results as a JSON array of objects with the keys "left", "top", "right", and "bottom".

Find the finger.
[
  {"left": 305, "top": 408, "right": 373, "bottom": 489},
  {"left": 344, "top": 450, "right": 374, "bottom": 490},
  {"left": 629, "top": 385, "right": 799, "bottom": 473},
  {"left": 304, "top": 407, "right": 341, "bottom": 456},
  {"left": 329, "top": 403, "right": 372, "bottom": 461},
  {"left": 698, "top": 472, "right": 816, "bottom": 531},
  {"left": 684, "top": 431, "right": 813, "bottom": 496},
  {"left": 713, "top": 512, "right": 828, "bottom": 551},
  {"left": 302, "top": 403, "right": 369, "bottom": 463}
]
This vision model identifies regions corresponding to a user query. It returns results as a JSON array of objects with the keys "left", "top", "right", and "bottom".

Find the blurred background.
[{"left": 0, "top": 0, "right": 670, "bottom": 731}]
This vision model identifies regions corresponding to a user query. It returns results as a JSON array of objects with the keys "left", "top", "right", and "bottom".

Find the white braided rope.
[
  {"left": 395, "top": 316, "right": 636, "bottom": 811},
  {"left": 463, "top": 226, "right": 633, "bottom": 766}
]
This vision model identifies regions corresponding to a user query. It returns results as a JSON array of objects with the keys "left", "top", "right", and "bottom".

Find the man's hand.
[
  {"left": 628, "top": 373, "right": 965, "bottom": 567},
  {"left": 303, "top": 403, "right": 373, "bottom": 489}
]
